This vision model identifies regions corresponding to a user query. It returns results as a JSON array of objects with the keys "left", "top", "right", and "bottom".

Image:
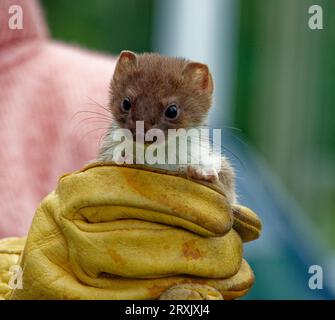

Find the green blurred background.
[
  {"left": 41, "top": 0, "right": 153, "bottom": 53},
  {"left": 235, "top": 0, "right": 335, "bottom": 249},
  {"left": 40, "top": 0, "right": 335, "bottom": 299}
]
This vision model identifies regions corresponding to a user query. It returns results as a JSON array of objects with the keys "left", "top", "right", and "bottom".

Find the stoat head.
[{"left": 109, "top": 50, "right": 214, "bottom": 137}]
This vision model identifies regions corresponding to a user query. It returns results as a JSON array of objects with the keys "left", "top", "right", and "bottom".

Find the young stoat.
[{"left": 98, "top": 51, "right": 236, "bottom": 204}]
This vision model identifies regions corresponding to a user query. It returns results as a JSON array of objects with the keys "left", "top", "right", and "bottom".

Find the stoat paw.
[
  {"left": 159, "top": 284, "right": 223, "bottom": 300},
  {"left": 186, "top": 166, "right": 219, "bottom": 182}
]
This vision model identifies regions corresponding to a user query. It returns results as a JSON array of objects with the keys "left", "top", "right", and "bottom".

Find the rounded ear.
[
  {"left": 113, "top": 50, "right": 137, "bottom": 79},
  {"left": 183, "top": 62, "right": 213, "bottom": 94}
]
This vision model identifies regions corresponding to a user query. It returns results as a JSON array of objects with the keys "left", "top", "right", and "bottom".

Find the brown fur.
[
  {"left": 100, "top": 51, "right": 236, "bottom": 204},
  {"left": 109, "top": 51, "right": 213, "bottom": 134}
]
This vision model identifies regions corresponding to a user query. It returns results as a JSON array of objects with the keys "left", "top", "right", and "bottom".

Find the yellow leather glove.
[
  {"left": 0, "top": 163, "right": 261, "bottom": 300},
  {"left": 0, "top": 237, "right": 25, "bottom": 299}
]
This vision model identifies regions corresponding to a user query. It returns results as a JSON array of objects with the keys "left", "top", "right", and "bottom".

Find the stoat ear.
[
  {"left": 183, "top": 62, "right": 213, "bottom": 94},
  {"left": 113, "top": 50, "right": 137, "bottom": 79}
]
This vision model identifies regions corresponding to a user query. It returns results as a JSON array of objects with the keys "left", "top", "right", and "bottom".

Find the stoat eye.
[
  {"left": 165, "top": 104, "right": 179, "bottom": 119},
  {"left": 121, "top": 97, "right": 132, "bottom": 111}
]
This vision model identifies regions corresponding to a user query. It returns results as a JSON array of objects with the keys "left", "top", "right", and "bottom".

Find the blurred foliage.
[
  {"left": 234, "top": 0, "right": 335, "bottom": 247},
  {"left": 41, "top": 0, "right": 154, "bottom": 54}
]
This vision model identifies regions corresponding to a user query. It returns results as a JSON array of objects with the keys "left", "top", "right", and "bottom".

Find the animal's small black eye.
[
  {"left": 122, "top": 97, "right": 132, "bottom": 111},
  {"left": 165, "top": 104, "right": 179, "bottom": 119}
]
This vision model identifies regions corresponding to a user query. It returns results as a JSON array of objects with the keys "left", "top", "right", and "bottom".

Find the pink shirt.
[{"left": 0, "top": 0, "right": 116, "bottom": 237}]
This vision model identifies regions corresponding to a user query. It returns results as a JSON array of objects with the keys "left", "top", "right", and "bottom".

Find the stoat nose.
[{"left": 144, "top": 125, "right": 152, "bottom": 133}]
